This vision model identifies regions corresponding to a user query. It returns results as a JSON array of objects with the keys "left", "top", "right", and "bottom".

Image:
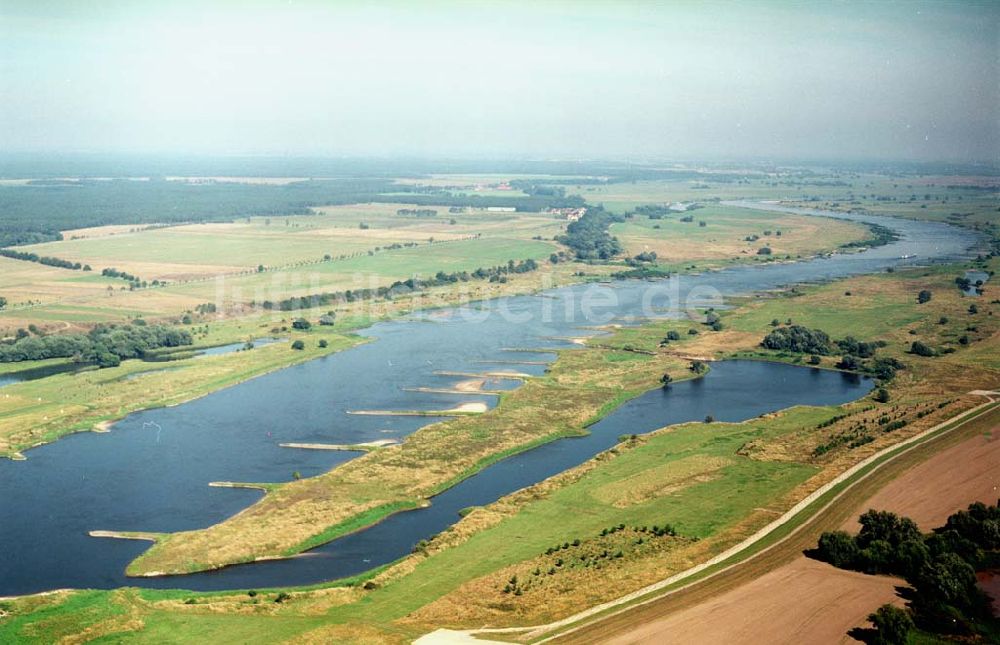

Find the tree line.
[
  {"left": 0, "top": 323, "right": 193, "bottom": 367},
  {"left": 256, "top": 258, "right": 540, "bottom": 312},
  {"left": 0, "top": 248, "right": 88, "bottom": 271}
]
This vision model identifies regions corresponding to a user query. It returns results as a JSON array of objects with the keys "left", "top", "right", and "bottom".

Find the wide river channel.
[{"left": 0, "top": 203, "right": 982, "bottom": 595}]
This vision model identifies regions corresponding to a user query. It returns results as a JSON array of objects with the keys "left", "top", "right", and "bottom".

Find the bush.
[
  {"left": 291, "top": 318, "right": 311, "bottom": 330},
  {"left": 874, "top": 388, "right": 890, "bottom": 403},
  {"left": 291, "top": 340, "right": 305, "bottom": 350},
  {"left": 917, "top": 289, "right": 932, "bottom": 304},
  {"left": 909, "top": 341, "right": 936, "bottom": 357},
  {"left": 318, "top": 339, "right": 328, "bottom": 348},
  {"left": 808, "top": 355, "right": 822, "bottom": 365}
]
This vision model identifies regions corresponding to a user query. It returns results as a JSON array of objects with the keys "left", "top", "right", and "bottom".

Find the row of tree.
[
  {"left": 256, "top": 259, "right": 540, "bottom": 312},
  {"left": 0, "top": 323, "right": 193, "bottom": 367},
  {"left": 0, "top": 248, "right": 88, "bottom": 271}
]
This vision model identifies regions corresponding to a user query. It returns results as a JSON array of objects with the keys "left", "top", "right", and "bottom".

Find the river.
[{"left": 0, "top": 204, "right": 981, "bottom": 595}]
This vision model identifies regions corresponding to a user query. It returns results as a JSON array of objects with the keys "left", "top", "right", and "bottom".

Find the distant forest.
[{"left": 0, "top": 178, "right": 583, "bottom": 248}]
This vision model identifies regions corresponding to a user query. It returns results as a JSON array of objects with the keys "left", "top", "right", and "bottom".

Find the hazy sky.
[{"left": 1, "top": 1, "right": 997, "bottom": 162}]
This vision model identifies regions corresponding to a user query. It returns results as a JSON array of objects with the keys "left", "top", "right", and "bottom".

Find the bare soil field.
[
  {"left": 841, "top": 430, "right": 1000, "bottom": 531},
  {"left": 601, "top": 558, "right": 901, "bottom": 645}
]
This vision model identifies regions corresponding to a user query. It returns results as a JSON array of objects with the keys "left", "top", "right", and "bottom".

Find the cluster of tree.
[
  {"left": 257, "top": 259, "right": 540, "bottom": 312},
  {"left": 763, "top": 326, "right": 901, "bottom": 379},
  {"left": 556, "top": 206, "right": 624, "bottom": 260},
  {"left": 0, "top": 323, "right": 192, "bottom": 367},
  {"left": 813, "top": 503, "right": 1000, "bottom": 642},
  {"left": 0, "top": 248, "right": 87, "bottom": 271},
  {"left": 511, "top": 183, "right": 566, "bottom": 198},
  {"left": 761, "top": 325, "right": 833, "bottom": 354},
  {"left": 625, "top": 251, "right": 657, "bottom": 266},
  {"left": 839, "top": 222, "right": 899, "bottom": 249},
  {"left": 836, "top": 336, "right": 887, "bottom": 358},
  {"left": 396, "top": 208, "right": 437, "bottom": 217},
  {"left": 633, "top": 204, "right": 674, "bottom": 219}
]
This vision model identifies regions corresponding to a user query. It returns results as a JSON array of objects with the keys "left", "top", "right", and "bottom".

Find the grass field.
[{"left": 610, "top": 204, "right": 869, "bottom": 263}]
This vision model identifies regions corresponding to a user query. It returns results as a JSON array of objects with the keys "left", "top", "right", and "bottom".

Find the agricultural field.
[
  {"left": 0, "top": 204, "right": 564, "bottom": 333},
  {"left": 20, "top": 202, "right": 562, "bottom": 282},
  {"left": 0, "top": 255, "right": 122, "bottom": 311}
]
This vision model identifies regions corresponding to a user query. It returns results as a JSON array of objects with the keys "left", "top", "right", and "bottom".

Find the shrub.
[
  {"left": 291, "top": 340, "right": 305, "bottom": 350},
  {"left": 909, "top": 341, "right": 936, "bottom": 357},
  {"left": 917, "top": 290, "right": 932, "bottom": 304}
]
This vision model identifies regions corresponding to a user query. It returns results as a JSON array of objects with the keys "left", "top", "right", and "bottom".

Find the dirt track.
[{"left": 558, "top": 406, "right": 999, "bottom": 645}]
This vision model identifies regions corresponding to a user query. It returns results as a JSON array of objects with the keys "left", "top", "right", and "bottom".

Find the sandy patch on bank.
[
  {"left": 453, "top": 402, "right": 488, "bottom": 413},
  {"left": 454, "top": 379, "right": 487, "bottom": 393}
]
